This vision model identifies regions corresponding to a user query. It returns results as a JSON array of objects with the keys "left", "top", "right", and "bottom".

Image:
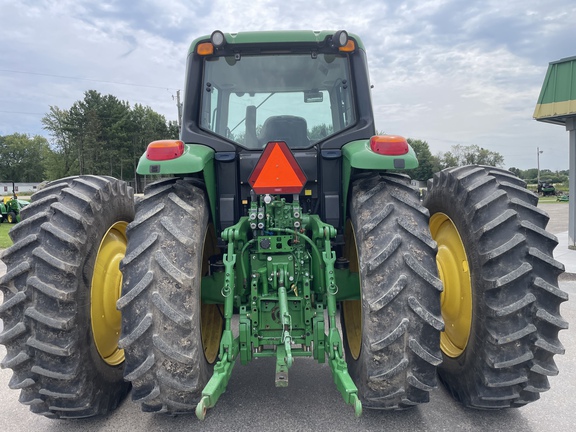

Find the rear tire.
[
  {"left": 0, "top": 176, "right": 134, "bottom": 418},
  {"left": 119, "top": 178, "right": 223, "bottom": 414},
  {"left": 425, "top": 166, "right": 568, "bottom": 408},
  {"left": 7, "top": 211, "right": 17, "bottom": 224},
  {"left": 341, "top": 172, "right": 443, "bottom": 409}
]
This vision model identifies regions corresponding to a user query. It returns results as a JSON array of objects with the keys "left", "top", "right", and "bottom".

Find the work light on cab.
[
  {"left": 249, "top": 141, "right": 307, "bottom": 195},
  {"left": 211, "top": 30, "right": 226, "bottom": 47},
  {"left": 146, "top": 140, "right": 185, "bottom": 161},
  {"left": 332, "top": 30, "right": 355, "bottom": 52},
  {"left": 369, "top": 135, "right": 409, "bottom": 156},
  {"left": 333, "top": 30, "right": 349, "bottom": 47}
]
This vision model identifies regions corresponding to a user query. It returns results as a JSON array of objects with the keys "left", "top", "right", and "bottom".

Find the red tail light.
[
  {"left": 146, "top": 140, "right": 185, "bottom": 161},
  {"left": 370, "top": 135, "right": 409, "bottom": 156}
]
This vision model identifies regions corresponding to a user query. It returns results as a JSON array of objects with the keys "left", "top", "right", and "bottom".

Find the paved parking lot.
[{"left": 0, "top": 203, "right": 574, "bottom": 431}]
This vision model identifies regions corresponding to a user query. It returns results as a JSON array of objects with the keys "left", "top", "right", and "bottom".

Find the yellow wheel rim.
[
  {"left": 342, "top": 220, "right": 362, "bottom": 360},
  {"left": 201, "top": 304, "right": 223, "bottom": 363},
  {"left": 91, "top": 221, "right": 128, "bottom": 366},
  {"left": 430, "top": 213, "right": 472, "bottom": 358},
  {"left": 200, "top": 224, "right": 223, "bottom": 364}
]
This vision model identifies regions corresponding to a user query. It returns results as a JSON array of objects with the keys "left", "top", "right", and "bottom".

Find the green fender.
[
  {"left": 137, "top": 143, "right": 217, "bottom": 227},
  {"left": 341, "top": 139, "right": 419, "bottom": 221}
]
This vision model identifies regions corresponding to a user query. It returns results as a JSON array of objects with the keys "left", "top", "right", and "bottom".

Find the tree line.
[
  {"left": 508, "top": 167, "right": 568, "bottom": 184},
  {"left": 406, "top": 139, "right": 505, "bottom": 181},
  {"left": 406, "top": 140, "right": 568, "bottom": 184},
  {"left": 0, "top": 90, "right": 177, "bottom": 188}
]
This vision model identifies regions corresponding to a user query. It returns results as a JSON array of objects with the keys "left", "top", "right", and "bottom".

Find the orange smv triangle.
[{"left": 249, "top": 141, "right": 307, "bottom": 194}]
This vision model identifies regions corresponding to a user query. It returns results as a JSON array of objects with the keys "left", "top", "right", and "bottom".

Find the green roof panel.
[
  {"left": 534, "top": 56, "right": 576, "bottom": 125},
  {"left": 188, "top": 30, "right": 365, "bottom": 56}
]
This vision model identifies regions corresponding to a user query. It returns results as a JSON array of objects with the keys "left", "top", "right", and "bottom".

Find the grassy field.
[{"left": 0, "top": 223, "right": 13, "bottom": 249}]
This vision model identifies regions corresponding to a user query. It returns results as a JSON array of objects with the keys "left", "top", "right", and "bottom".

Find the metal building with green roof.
[{"left": 534, "top": 55, "right": 576, "bottom": 245}]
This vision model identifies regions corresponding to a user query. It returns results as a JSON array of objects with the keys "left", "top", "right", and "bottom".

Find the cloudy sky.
[{"left": 1, "top": 0, "right": 575, "bottom": 170}]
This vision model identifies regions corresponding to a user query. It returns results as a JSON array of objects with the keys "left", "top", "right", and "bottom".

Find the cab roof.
[{"left": 189, "top": 30, "right": 365, "bottom": 55}]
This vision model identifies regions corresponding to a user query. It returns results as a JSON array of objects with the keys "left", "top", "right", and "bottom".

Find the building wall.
[{"left": 0, "top": 183, "right": 41, "bottom": 194}]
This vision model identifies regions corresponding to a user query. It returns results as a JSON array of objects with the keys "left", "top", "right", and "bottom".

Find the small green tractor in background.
[
  {"left": 538, "top": 181, "right": 556, "bottom": 197},
  {"left": 0, "top": 30, "right": 568, "bottom": 420},
  {"left": 0, "top": 182, "right": 29, "bottom": 223}
]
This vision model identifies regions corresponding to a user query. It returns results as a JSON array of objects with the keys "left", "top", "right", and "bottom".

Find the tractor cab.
[{"left": 185, "top": 30, "right": 368, "bottom": 152}]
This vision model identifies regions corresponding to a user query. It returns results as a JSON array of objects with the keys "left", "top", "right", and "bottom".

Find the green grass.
[
  {"left": 538, "top": 196, "right": 568, "bottom": 204},
  {"left": 0, "top": 223, "right": 13, "bottom": 249}
]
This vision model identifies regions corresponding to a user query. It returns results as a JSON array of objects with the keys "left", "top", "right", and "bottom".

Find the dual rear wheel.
[
  {"left": 0, "top": 176, "right": 222, "bottom": 418},
  {"left": 342, "top": 167, "right": 567, "bottom": 410}
]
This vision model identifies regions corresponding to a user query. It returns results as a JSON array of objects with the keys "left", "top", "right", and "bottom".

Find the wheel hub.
[
  {"left": 91, "top": 221, "right": 128, "bottom": 366},
  {"left": 201, "top": 304, "right": 223, "bottom": 363},
  {"left": 430, "top": 213, "right": 472, "bottom": 358},
  {"left": 342, "top": 220, "right": 362, "bottom": 360}
]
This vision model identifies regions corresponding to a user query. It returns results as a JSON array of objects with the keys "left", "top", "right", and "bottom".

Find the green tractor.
[
  {"left": 0, "top": 183, "right": 29, "bottom": 223},
  {"left": 538, "top": 181, "right": 556, "bottom": 197},
  {"left": 0, "top": 30, "right": 568, "bottom": 420}
]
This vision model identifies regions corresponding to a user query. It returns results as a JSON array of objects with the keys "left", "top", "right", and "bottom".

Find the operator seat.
[{"left": 259, "top": 115, "right": 309, "bottom": 148}]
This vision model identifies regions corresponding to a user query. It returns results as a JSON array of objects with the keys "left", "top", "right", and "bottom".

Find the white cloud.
[{"left": 1, "top": 0, "right": 575, "bottom": 170}]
